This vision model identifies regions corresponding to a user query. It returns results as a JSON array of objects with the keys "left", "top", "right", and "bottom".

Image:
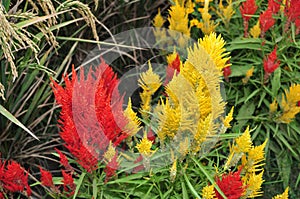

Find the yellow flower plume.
[
  {"left": 136, "top": 135, "right": 155, "bottom": 157},
  {"left": 124, "top": 98, "right": 141, "bottom": 136},
  {"left": 223, "top": 106, "right": 234, "bottom": 128},
  {"left": 198, "top": 32, "right": 231, "bottom": 73},
  {"left": 278, "top": 84, "right": 300, "bottom": 123},
  {"left": 273, "top": 187, "right": 289, "bottom": 199}
]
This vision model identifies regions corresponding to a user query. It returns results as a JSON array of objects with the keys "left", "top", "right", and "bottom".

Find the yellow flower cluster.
[
  {"left": 269, "top": 84, "right": 300, "bottom": 123},
  {"left": 225, "top": 126, "right": 267, "bottom": 198},
  {"left": 138, "top": 62, "right": 162, "bottom": 120}
]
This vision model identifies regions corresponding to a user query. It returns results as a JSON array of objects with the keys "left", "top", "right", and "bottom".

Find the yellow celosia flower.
[
  {"left": 155, "top": 99, "right": 182, "bottom": 143},
  {"left": 234, "top": 126, "right": 252, "bottom": 153},
  {"left": 215, "top": 0, "right": 235, "bottom": 28},
  {"left": 244, "top": 171, "right": 264, "bottom": 198},
  {"left": 198, "top": 0, "right": 218, "bottom": 34},
  {"left": 193, "top": 115, "right": 211, "bottom": 153},
  {"left": 103, "top": 141, "right": 116, "bottom": 161},
  {"left": 223, "top": 106, "right": 234, "bottom": 128},
  {"left": 242, "top": 66, "right": 254, "bottom": 84},
  {"left": 201, "top": 185, "right": 217, "bottom": 199},
  {"left": 248, "top": 139, "right": 267, "bottom": 167},
  {"left": 185, "top": 0, "right": 194, "bottom": 14},
  {"left": 168, "top": 1, "right": 190, "bottom": 36},
  {"left": 278, "top": 84, "right": 300, "bottom": 123},
  {"left": 123, "top": 98, "right": 141, "bottom": 136},
  {"left": 136, "top": 135, "right": 155, "bottom": 157},
  {"left": 269, "top": 99, "right": 278, "bottom": 113},
  {"left": 250, "top": 21, "right": 261, "bottom": 38},
  {"left": 153, "top": 8, "right": 165, "bottom": 28},
  {"left": 138, "top": 61, "right": 162, "bottom": 119},
  {"left": 273, "top": 187, "right": 289, "bottom": 199},
  {"left": 198, "top": 32, "right": 231, "bottom": 73}
]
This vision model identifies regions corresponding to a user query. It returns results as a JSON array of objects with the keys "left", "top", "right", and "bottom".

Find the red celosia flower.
[
  {"left": 240, "top": 0, "right": 258, "bottom": 37},
  {"left": 104, "top": 153, "right": 119, "bottom": 183},
  {"left": 259, "top": 9, "right": 276, "bottom": 37},
  {"left": 55, "top": 148, "right": 73, "bottom": 172},
  {"left": 223, "top": 66, "right": 231, "bottom": 77},
  {"left": 40, "top": 167, "right": 54, "bottom": 187},
  {"left": 165, "top": 53, "right": 181, "bottom": 85},
  {"left": 285, "top": 0, "right": 300, "bottom": 22},
  {"left": 0, "top": 192, "right": 4, "bottom": 199},
  {"left": 264, "top": 46, "right": 280, "bottom": 74},
  {"left": 62, "top": 170, "right": 75, "bottom": 195},
  {"left": 215, "top": 169, "right": 244, "bottom": 199},
  {"left": 147, "top": 130, "right": 156, "bottom": 143},
  {"left": 0, "top": 160, "right": 31, "bottom": 196},
  {"left": 240, "top": 0, "right": 258, "bottom": 21},
  {"left": 268, "top": 0, "right": 281, "bottom": 14},
  {"left": 51, "top": 59, "right": 130, "bottom": 173}
]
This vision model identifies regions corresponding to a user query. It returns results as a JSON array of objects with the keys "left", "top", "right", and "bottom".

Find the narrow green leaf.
[
  {"left": 73, "top": 172, "right": 86, "bottom": 199},
  {"left": 183, "top": 172, "right": 201, "bottom": 199},
  {"left": 181, "top": 179, "right": 189, "bottom": 199},
  {"left": 191, "top": 157, "right": 227, "bottom": 199},
  {"left": 271, "top": 68, "right": 281, "bottom": 97},
  {"left": 0, "top": 104, "right": 39, "bottom": 140},
  {"left": 93, "top": 177, "right": 98, "bottom": 199}
]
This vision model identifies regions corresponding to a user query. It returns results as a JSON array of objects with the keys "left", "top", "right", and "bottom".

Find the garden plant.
[{"left": 0, "top": 0, "right": 300, "bottom": 198}]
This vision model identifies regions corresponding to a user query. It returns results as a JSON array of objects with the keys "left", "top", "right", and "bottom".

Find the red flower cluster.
[
  {"left": 264, "top": 46, "right": 280, "bottom": 74},
  {"left": 51, "top": 59, "right": 130, "bottom": 173},
  {"left": 0, "top": 160, "right": 31, "bottom": 198},
  {"left": 39, "top": 150, "right": 75, "bottom": 196},
  {"left": 259, "top": 9, "right": 276, "bottom": 37},
  {"left": 40, "top": 167, "right": 54, "bottom": 187},
  {"left": 284, "top": 0, "right": 300, "bottom": 32},
  {"left": 165, "top": 53, "right": 181, "bottom": 84},
  {"left": 239, "top": 0, "right": 258, "bottom": 37},
  {"left": 215, "top": 169, "right": 244, "bottom": 199},
  {"left": 223, "top": 66, "right": 232, "bottom": 82}
]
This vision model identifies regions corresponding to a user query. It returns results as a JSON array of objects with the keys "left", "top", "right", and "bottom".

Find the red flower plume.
[
  {"left": 259, "top": 9, "right": 276, "bottom": 37},
  {"left": 39, "top": 167, "right": 54, "bottom": 187},
  {"left": 240, "top": 0, "right": 258, "bottom": 21},
  {"left": 51, "top": 59, "right": 130, "bottom": 173},
  {"left": 0, "top": 160, "right": 31, "bottom": 197},
  {"left": 215, "top": 169, "right": 244, "bottom": 199},
  {"left": 264, "top": 46, "right": 280, "bottom": 74},
  {"left": 240, "top": 0, "right": 258, "bottom": 37}
]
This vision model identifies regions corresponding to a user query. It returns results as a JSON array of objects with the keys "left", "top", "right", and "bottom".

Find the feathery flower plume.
[
  {"left": 263, "top": 46, "right": 280, "bottom": 81},
  {"left": 278, "top": 84, "right": 300, "bottom": 123},
  {"left": 51, "top": 60, "right": 131, "bottom": 173},
  {"left": 0, "top": 160, "right": 31, "bottom": 197},
  {"left": 240, "top": 0, "right": 258, "bottom": 37},
  {"left": 215, "top": 169, "right": 244, "bottom": 199},
  {"left": 284, "top": 0, "right": 300, "bottom": 32},
  {"left": 250, "top": 21, "right": 261, "bottom": 38},
  {"left": 39, "top": 167, "right": 54, "bottom": 187},
  {"left": 259, "top": 9, "right": 276, "bottom": 38},
  {"left": 272, "top": 187, "right": 289, "bottom": 199}
]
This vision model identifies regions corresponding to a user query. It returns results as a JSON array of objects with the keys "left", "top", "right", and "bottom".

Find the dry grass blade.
[
  {"left": 0, "top": 83, "right": 5, "bottom": 100},
  {"left": 0, "top": 5, "right": 39, "bottom": 81},
  {"left": 57, "top": 0, "right": 99, "bottom": 41}
]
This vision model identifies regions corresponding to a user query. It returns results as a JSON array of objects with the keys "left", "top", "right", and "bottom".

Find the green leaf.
[
  {"left": 183, "top": 172, "right": 202, "bottom": 199},
  {"left": 228, "top": 64, "right": 254, "bottom": 77},
  {"left": 271, "top": 68, "right": 281, "bottom": 97},
  {"left": 93, "top": 177, "right": 98, "bottom": 199},
  {"left": 73, "top": 172, "right": 86, "bottom": 199},
  {"left": 0, "top": 104, "right": 39, "bottom": 140},
  {"left": 235, "top": 102, "right": 256, "bottom": 130},
  {"left": 227, "top": 38, "right": 264, "bottom": 51}
]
